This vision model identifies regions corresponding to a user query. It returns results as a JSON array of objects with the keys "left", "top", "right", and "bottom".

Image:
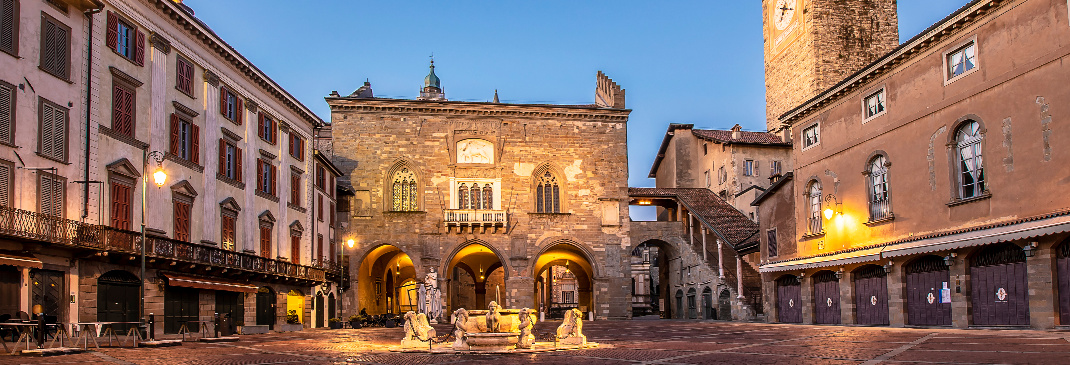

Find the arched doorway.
[
  {"left": 328, "top": 293, "right": 336, "bottom": 321},
  {"left": 813, "top": 270, "right": 841, "bottom": 324},
  {"left": 854, "top": 265, "right": 889, "bottom": 325},
  {"left": 970, "top": 243, "right": 1029, "bottom": 326},
  {"left": 256, "top": 287, "right": 276, "bottom": 330},
  {"left": 314, "top": 292, "right": 324, "bottom": 327},
  {"left": 776, "top": 275, "right": 801, "bottom": 323},
  {"left": 286, "top": 290, "right": 305, "bottom": 325},
  {"left": 674, "top": 290, "right": 683, "bottom": 319},
  {"left": 701, "top": 287, "right": 713, "bottom": 319},
  {"left": 686, "top": 288, "right": 697, "bottom": 319},
  {"left": 717, "top": 289, "right": 732, "bottom": 320},
  {"left": 905, "top": 255, "right": 951, "bottom": 326},
  {"left": 1057, "top": 239, "right": 1070, "bottom": 325},
  {"left": 355, "top": 244, "right": 416, "bottom": 315},
  {"left": 630, "top": 240, "right": 674, "bottom": 319},
  {"left": 445, "top": 242, "right": 507, "bottom": 314},
  {"left": 0, "top": 266, "right": 18, "bottom": 318},
  {"left": 97, "top": 270, "right": 140, "bottom": 333},
  {"left": 533, "top": 242, "right": 594, "bottom": 319}
]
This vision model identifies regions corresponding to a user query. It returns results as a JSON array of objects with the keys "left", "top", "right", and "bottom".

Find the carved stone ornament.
[
  {"left": 150, "top": 33, "right": 172, "bottom": 54},
  {"left": 203, "top": 70, "right": 220, "bottom": 86}
]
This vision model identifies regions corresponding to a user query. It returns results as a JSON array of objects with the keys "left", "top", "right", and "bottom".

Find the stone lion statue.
[
  {"left": 402, "top": 311, "right": 435, "bottom": 347},
  {"left": 556, "top": 308, "right": 586, "bottom": 346},
  {"left": 451, "top": 308, "right": 469, "bottom": 350},
  {"left": 517, "top": 307, "right": 535, "bottom": 349},
  {"left": 485, "top": 301, "right": 502, "bottom": 333}
]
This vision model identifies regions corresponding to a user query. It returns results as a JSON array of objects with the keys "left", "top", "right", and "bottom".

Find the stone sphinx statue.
[
  {"left": 555, "top": 308, "right": 586, "bottom": 346},
  {"left": 485, "top": 301, "right": 502, "bottom": 333},
  {"left": 401, "top": 311, "right": 436, "bottom": 347},
  {"left": 516, "top": 308, "right": 535, "bottom": 349},
  {"left": 451, "top": 308, "right": 469, "bottom": 350}
]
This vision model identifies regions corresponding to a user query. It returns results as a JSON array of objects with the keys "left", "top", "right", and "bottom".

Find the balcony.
[
  {"left": 0, "top": 205, "right": 325, "bottom": 284},
  {"left": 444, "top": 209, "right": 507, "bottom": 233}
]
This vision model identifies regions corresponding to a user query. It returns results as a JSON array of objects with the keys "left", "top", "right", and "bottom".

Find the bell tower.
[{"left": 762, "top": 0, "right": 899, "bottom": 133}]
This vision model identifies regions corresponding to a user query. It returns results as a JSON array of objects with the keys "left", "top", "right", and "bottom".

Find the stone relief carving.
[{"left": 457, "top": 139, "right": 494, "bottom": 164}]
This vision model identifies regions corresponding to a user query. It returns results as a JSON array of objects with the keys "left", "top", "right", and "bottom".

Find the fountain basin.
[
  {"left": 464, "top": 332, "right": 519, "bottom": 351},
  {"left": 463, "top": 309, "right": 536, "bottom": 333}
]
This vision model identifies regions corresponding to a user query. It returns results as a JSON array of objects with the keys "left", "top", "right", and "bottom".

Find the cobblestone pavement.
[{"left": 4, "top": 320, "right": 1070, "bottom": 364}]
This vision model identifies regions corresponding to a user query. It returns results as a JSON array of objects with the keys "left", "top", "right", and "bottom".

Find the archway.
[
  {"left": 717, "top": 289, "right": 732, "bottom": 320},
  {"left": 686, "top": 288, "right": 697, "bottom": 319},
  {"left": 286, "top": 290, "right": 305, "bottom": 324},
  {"left": 970, "top": 243, "right": 1028, "bottom": 326},
  {"left": 905, "top": 255, "right": 951, "bottom": 326},
  {"left": 314, "top": 292, "right": 324, "bottom": 327},
  {"left": 97, "top": 270, "right": 140, "bottom": 333},
  {"left": 445, "top": 242, "right": 507, "bottom": 313},
  {"left": 256, "top": 286, "right": 276, "bottom": 330},
  {"left": 775, "top": 275, "right": 801, "bottom": 323},
  {"left": 813, "top": 270, "right": 841, "bottom": 324},
  {"left": 355, "top": 244, "right": 416, "bottom": 315},
  {"left": 701, "top": 287, "right": 713, "bottom": 319},
  {"left": 853, "top": 264, "right": 889, "bottom": 325},
  {"left": 630, "top": 240, "right": 675, "bottom": 319},
  {"left": 533, "top": 242, "right": 594, "bottom": 319}
]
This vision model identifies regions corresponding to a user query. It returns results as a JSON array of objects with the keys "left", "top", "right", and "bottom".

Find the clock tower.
[{"left": 762, "top": 0, "right": 899, "bottom": 133}]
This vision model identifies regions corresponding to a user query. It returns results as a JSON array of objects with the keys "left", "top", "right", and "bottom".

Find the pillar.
[
  {"left": 202, "top": 71, "right": 221, "bottom": 244},
  {"left": 147, "top": 34, "right": 170, "bottom": 234},
  {"left": 839, "top": 270, "right": 855, "bottom": 325},
  {"left": 886, "top": 260, "right": 907, "bottom": 327},
  {"left": 949, "top": 256, "right": 969, "bottom": 328},
  {"left": 800, "top": 273, "right": 813, "bottom": 324},
  {"left": 716, "top": 240, "right": 724, "bottom": 279},
  {"left": 1027, "top": 239, "right": 1057, "bottom": 329},
  {"left": 701, "top": 228, "right": 707, "bottom": 261}
]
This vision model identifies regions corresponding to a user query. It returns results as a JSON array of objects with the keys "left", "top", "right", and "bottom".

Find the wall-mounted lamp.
[
  {"left": 883, "top": 260, "right": 894, "bottom": 274},
  {"left": 1023, "top": 241, "right": 1038, "bottom": 257},
  {"left": 795, "top": 272, "right": 805, "bottom": 282},
  {"left": 834, "top": 267, "right": 844, "bottom": 279},
  {"left": 638, "top": 200, "right": 652, "bottom": 205},
  {"left": 944, "top": 252, "right": 957, "bottom": 267},
  {"left": 823, "top": 194, "right": 842, "bottom": 220}
]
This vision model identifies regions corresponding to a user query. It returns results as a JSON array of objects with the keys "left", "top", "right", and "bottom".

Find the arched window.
[
  {"left": 807, "top": 181, "right": 822, "bottom": 234},
  {"left": 470, "top": 183, "right": 481, "bottom": 209},
  {"left": 391, "top": 167, "right": 418, "bottom": 211},
  {"left": 536, "top": 171, "right": 560, "bottom": 213},
  {"left": 868, "top": 155, "right": 891, "bottom": 221},
  {"left": 457, "top": 183, "right": 468, "bottom": 209},
  {"left": 955, "top": 121, "right": 985, "bottom": 198},
  {"left": 482, "top": 184, "right": 493, "bottom": 209}
]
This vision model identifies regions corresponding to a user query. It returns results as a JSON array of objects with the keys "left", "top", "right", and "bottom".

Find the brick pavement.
[{"left": 3, "top": 320, "right": 1070, "bottom": 364}]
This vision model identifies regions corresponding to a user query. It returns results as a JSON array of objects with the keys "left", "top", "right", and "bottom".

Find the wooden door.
[
  {"left": 164, "top": 286, "right": 199, "bottom": 333},
  {"left": 905, "top": 256, "right": 952, "bottom": 326},
  {"left": 30, "top": 269, "right": 65, "bottom": 321},
  {"left": 256, "top": 287, "right": 276, "bottom": 329},
  {"left": 675, "top": 290, "right": 683, "bottom": 319},
  {"left": 701, "top": 288, "right": 712, "bottom": 319},
  {"left": 776, "top": 276, "right": 801, "bottom": 323},
  {"left": 1058, "top": 242, "right": 1070, "bottom": 325},
  {"left": 328, "top": 293, "right": 336, "bottom": 320},
  {"left": 215, "top": 291, "right": 244, "bottom": 329},
  {"left": 0, "top": 266, "right": 19, "bottom": 317},
  {"left": 853, "top": 265, "right": 889, "bottom": 325},
  {"left": 97, "top": 271, "right": 140, "bottom": 333},
  {"left": 812, "top": 271, "right": 841, "bottom": 324},
  {"left": 717, "top": 290, "right": 732, "bottom": 320},
  {"left": 970, "top": 244, "right": 1029, "bottom": 326},
  {"left": 315, "top": 293, "right": 324, "bottom": 326}
]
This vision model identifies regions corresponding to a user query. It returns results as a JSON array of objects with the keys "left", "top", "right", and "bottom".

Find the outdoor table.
[
  {"left": 0, "top": 322, "right": 66, "bottom": 354},
  {"left": 75, "top": 322, "right": 143, "bottom": 348},
  {"left": 179, "top": 320, "right": 213, "bottom": 341}
]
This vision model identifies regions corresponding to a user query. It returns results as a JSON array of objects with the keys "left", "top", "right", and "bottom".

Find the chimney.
[{"left": 731, "top": 124, "right": 742, "bottom": 140}]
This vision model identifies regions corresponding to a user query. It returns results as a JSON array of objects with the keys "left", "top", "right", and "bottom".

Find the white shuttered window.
[
  {"left": 39, "top": 173, "right": 64, "bottom": 217},
  {"left": 38, "top": 98, "right": 67, "bottom": 162}
]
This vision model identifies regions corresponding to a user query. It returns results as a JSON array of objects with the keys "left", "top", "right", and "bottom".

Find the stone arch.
[
  {"left": 441, "top": 239, "right": 510, "bottom": 277},
  {"left": 946, "top": 114, "right": 987, "bottom": 145},
  {"left": 533, "top": 236, "right": 599, "bottom": 278},
  {"left": 353, "top": 243, "right": 418, "bottom": 315},
  {"left": 441, "top": 240, "right": 509, "bottom": 312}
]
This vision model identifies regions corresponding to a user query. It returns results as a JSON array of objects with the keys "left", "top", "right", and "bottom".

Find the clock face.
[{"left": 773, "top": 0, "right": 796, "bottom": 31}]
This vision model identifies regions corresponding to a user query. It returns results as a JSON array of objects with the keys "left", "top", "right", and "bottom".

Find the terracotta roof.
[
  {"left": 692, "top": 129, "right": 789, "bottom": 145},
  {"left": 629, "top": 187, "right": 759, "bottom": 250}
]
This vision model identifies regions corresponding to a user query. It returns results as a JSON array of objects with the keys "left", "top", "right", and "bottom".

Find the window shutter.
[
  {"left": 0, "top": 164, "right": 9, "bottom": 206},
  {"left": 291, "top": 174, "right": 298, "bottom": 204},
  {"left": 257, "top": 112, "right": 264, "bottom": 139},
  {"left": 51, "top": 106, "right": 65, "bottom": 160},
  {"left": 271, "top": 165, "right": 277, "bottom": 196},
  {"left": 168, "top": 113, "right": 179, "bottom": 155},
  {"left": 235, "top": 97, "right": 243, "bottom": 125},
  {"left": 256, "top": 160, "right": 263, "bottom": 192},
  {"left": 270, "top": 119, "right": 277, "bottom": 144},
  {"left": 39, "top": 176, "right": 51, "bottom": 215},
  {"left": 0, "top": 83, "right": 12, "bottom": 145},
  {"left": 105, "top": 11, "right": 117, "bottom": 51},
  {"left": 235, "top": 147, "right": 243, "bottom": 181},
  {"left": 191, "top": 123, "right": 200, "bottom": 165},
  {"left": 40, "top": 103, "right": 53, "bottom": 158},
  {"left": 133, "top": 29, "right": 145, "bottom": 66},
  {"left": 218, "top": 138, "right": 225, "bottom": 173},
  {"left": 288, "top": 134, "right": 294, "bottom": 157},
  {"left": 219, "top": 87, "right": 227, "bottom": 116},
  {"left": 0, "top": 0, "right": 16, "bottom": 55},
  {"left": 754, "top": 161, "right": 760, "bottom": 176}
]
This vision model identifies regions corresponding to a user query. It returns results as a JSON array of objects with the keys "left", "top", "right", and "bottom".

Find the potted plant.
[
  {"left": 348, "top": 315, "right": 362, "bottom": 329},
  {"left": 328, "top": 318, "right": 342, "bottom": 329},
  {"left": 286, "top": 310, "right": 300, "bottom": 325}
]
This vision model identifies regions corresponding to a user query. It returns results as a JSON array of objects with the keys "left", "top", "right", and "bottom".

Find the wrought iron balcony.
[
  {"left": 443, "top": 209, "right": 507, "bottom": 233},
  {"left": 0, "top": 205, "right": 325, "bottom": 283}
]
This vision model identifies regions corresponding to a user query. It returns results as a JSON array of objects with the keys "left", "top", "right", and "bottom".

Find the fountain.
[{"left": 398, "top": 301, "right": 597, "bottom": 353}]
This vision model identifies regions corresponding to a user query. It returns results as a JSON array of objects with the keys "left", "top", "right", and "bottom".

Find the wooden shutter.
[
  {"left": 52, "top": 105, "right": 65, "bottom": 161},
  {"left": 270, "top": 118, "right": 277, "bottom": 144},
  {"left": 329, "top": 203, "right": 335, "bottom": 227},
  {"left": 291, "top": 236, "right": 300, "bottom": 264},
  {"left": 133, "top": 29, "right": 145, "bottom": 66},
  {"left": 318, "top": 195, "right": 323, "bottom": 221},
  {"left": 105, "top": 11, "right": 117, "bottom": 51},
  {"left": 0, "top": 0, "right": 17, "bottom": 55},
  {"left": 287, "top": 134, "right": 294, "bottom": 157},
  {"left": 190, "top": 123, "right": 200, "bottom": 165},
  {"left": 0, "top": 83, "right": 11, "bottom": 145},
  {"left": 256, "top": 160, "right": 263, "bottom": 193},
  {"left": 0, "top": 164, "right": 8, "bottom": 206},
  {"left": 218, "top": 139, "right": 225, "bottom": 174},
  {"left": 174, "top": 202, "right": 190, "bottom": 242},
  {"left": 290, "top": 174, "right": 298, "bottom": 205},
  {"left": 219, "top": 87, "right": 227, "bottom": 117},
  {"left": 169, "top": 114, "right": 180, "bottom": 155},
  {"left": 317, "top": 235, "right": 323, "bottom": 262},
  {"left": 39, "top": 175, "right": 52, "bottom": 216},
  {"left": 110, "top": 183, "right": 130, "bottom": 230},
  {"left": 41, "top": 17, "right": 68, "bottom": 79},
  {"left": 235, "top": 147, "right": 243, "bottom": 181},
  {"left": 235, "top": 97, "right": 243, "bottom": 125},
  {"left": 111, "top": 85, "right": 133, "bottom": 137},
  {"left": 271, "top": 165, "right": 277, "bottom": 196},
  {"left": 257, "top": 112, "right": 264, "bottom": 140},
  {"left": 260, "top": 227, "right": 271, "bottom": 258}
]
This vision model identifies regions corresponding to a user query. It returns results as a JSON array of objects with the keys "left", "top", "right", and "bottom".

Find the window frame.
[
  {"left": 806, "top": 180, "right": 823, "bottom": 236},
  {"left": 175, "top": 55, "right": 195, "bottom": 97},
  {"left": 534, "top": 170, "right": 561, "bottom": 213},
  {"left": 220, "top": 208, "right": 237, "bottom": 251},
  {"left": 801, "top": 122, "right": 820, "bottom": 151},
  {"left": 290, "top": 171, "right": 301, "bottom": 207},
  {"left": 0, "top": 158, "right": 12, "bottom": 207},
  {"left": 743, "top": 159, "right": 754, "bottom": 177},
  {"left": 111, "top": 80, "right": 136, "bottom": 138},
  {"left": 288, "top": 133, "right": 305, "bottom": 161},
  {"left": 943, "top": 37, "right": 979, "bottom": 85},
  {"left": 256, "top": 158, "right": 277, "bottom": 197},
  {"left": 389, "top": 165, "right": 419, "bottom": 212},
  {"left": 952, "top": 119, "right": 987, "bottom": 201},
  {"left": 864, "top": 152, "right": 893, "bottom": 223},
  {"left": 169, "top": 113, "right": 200, "bottom": 164},
  {"left": 108, "top": 179, "right": 133, "bottom": 230},
  {"left": 257, "top": 112, "right": 277, "bottom": 145},
  {"left": 38, "top": 171, "right": 65, "bottom": 217},
  {"left": 39, "top": 12, "right": 71, "bottom": 81},
  {"left": 0, "top": 0, "right": 19, "bottom": 57},
  {"left": 0, "top": 80, "right": 15, "bottom": 147},
  {"left": 219, "top": 86, "right": 243, "bottom": 125},
  {"left": 861, "top": 86, "right": 887, "bottom": 122},
  {"left": 218, "top": 138, "right": 242, "bottom": 183},
  {"left": 766, "top": 228, "right": 778, "bottom": 258},
  {"left": 173, "top": 199, "right": 191, "bottom": 242},
  {"left": 37, "top": 97, "right": 68, "bottom": 163}
]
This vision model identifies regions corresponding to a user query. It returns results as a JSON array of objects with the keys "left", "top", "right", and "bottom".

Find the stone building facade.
[
  {"left": 762, "top": 0, "right": 899, "bottom": 133},
  {"left": 756, "top": 0, "right": 1070, "bottom": 329},
  {"left": 0, "top": 0, "right": 341, "bottom": 338},
  {"left": 328, "top": 68, "right": 632, "bottom": 320}
]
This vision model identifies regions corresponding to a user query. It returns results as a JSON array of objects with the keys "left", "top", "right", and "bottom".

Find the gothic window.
[
  {"left": 955, "top": 120, "right": 985, "bottom": 199},
  {"left": 536, "top": 171, "right": 560, "bottom": 213},
  {"left": 868, "top": 155, "right": 891, "bottom": 221},
  {"left": 807, "top": 180, "right": 822, "bottom": 235},
  {"left": 470, "top": 184, "right": 482, "bottom": 209},
  {"left": 457, "top": 183, "right": 468, "bottom": 210},
  {"left": 391, "top": 167, "right": 418, "bottom": 211},
  {"left": 483, "top": 184, "right": 493, "bottom": 209}
]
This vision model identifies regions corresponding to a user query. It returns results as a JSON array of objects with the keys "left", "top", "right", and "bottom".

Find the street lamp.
[{"left": 141, "top": 150, "right": 166, "bottom": 329}]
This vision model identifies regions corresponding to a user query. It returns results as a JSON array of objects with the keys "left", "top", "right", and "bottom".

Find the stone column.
[
  {"left": 242, "top": 99, "right": 257, "bottom": 253},
  {"left": 147, "top": 34, "right": 171, "bottom": 233},
  {"left": 201, "top": 71, "right": 221, "bottom": 244},
  {"left": 716, "top": 240, "right": 724, "bottom": 279},
  {"left": 800, "top": 273, "right": 813, "bottom": 324},
  {"left": 701, "top": 227, "right": 707, "bottom": 261},
  {"left": 886, "top": 261, "right": 907, "bottom": 327},
  {"left": 839, "top": 270, "right": 855, "bottom": 325},
  {"left": 1027, "top": 239, "right": 1056, "bottom": 329},
  {"left": 688, "top": 213, "right": 694, "bottom": 248},
  {"left": 736, "top": 254, "right": 744, "bottom": 299},
  {"left": 949, "top": 256, "right": 969, "bottom": 328}
]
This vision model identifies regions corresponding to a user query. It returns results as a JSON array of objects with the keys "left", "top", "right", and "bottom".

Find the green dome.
[{"left": 424, "top": 60, "right": 441, "bottom": 90}]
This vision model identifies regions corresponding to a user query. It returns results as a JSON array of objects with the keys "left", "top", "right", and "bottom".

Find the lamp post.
[
  {"left": 345, "top": 238, "right": 355, "bottom": 316},
  {"left": 141, "top": 150, "right": 167, "bottom": 327}
]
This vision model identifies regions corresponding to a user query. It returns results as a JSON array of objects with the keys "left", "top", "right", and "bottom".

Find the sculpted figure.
[
  {"left": 451, "top": 308, "right": 469, "bottom": 350},
  {"left": 517, "top": 308, "right": 535, "bottom": 349},
  {"left": 401, "top": 311, "right": 435, "bottom": 347},
  {"left": 485, "top": 301, "right": 502, "bottom": 333},
  {"left": 424, "top": 268, "right": 441, "bottom": 322},
  {"left": 402, "top": 311, "right": 418, "bottom": 341},
  {"left": 555, "top": 308, "right": 586, "bottom": 346}
]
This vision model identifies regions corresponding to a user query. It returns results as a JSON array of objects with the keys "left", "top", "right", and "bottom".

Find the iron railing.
[{"left": 0, "top": 205, "right": 325, "bottom": 282}]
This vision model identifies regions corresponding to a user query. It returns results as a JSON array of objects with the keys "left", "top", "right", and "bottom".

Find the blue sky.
[{"left": 185, "top": 0, "right": 970, "bottom": 193}]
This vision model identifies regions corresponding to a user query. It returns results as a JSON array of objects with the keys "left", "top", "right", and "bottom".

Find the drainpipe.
[{"left": 82, "top": 4, "right": 104, "bottom": 220}]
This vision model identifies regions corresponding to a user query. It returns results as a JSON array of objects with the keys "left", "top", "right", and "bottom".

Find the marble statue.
[
  {"left": 424, "top": 268, "right": 442, "bottom": 322},
  {"left": 451, "top": 308, "right": 469, "bottom": 350},
  {"left": 401, "top": 311, "right": 436, "bottom": 347},
  {"left": 556, "top": 308, "right": 586, "bottom": 346},
  {"left": 517, "top": 308, "right": 535, "bottom": 349},
  {"left": 485, "top": 301, "right": 502, "bottom": 333}
]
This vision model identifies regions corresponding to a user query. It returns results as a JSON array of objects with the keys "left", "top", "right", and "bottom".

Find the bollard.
[
  {"left": 213, "top": 312, "right": 220, "bottom": 338},
  {"left": 36, "top": 314, "right": 45, "bottom": 347},
  {"left": 148, "top": 313, "right": 156, "bottom": 341}
]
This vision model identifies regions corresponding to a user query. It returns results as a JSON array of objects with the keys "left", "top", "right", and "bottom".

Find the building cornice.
[
  {"left": 780, "top": 0, "right": 1007, "bottom": 125},
  {"left": 325, "top": 98, "right": 631, "bottom": 123}
]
